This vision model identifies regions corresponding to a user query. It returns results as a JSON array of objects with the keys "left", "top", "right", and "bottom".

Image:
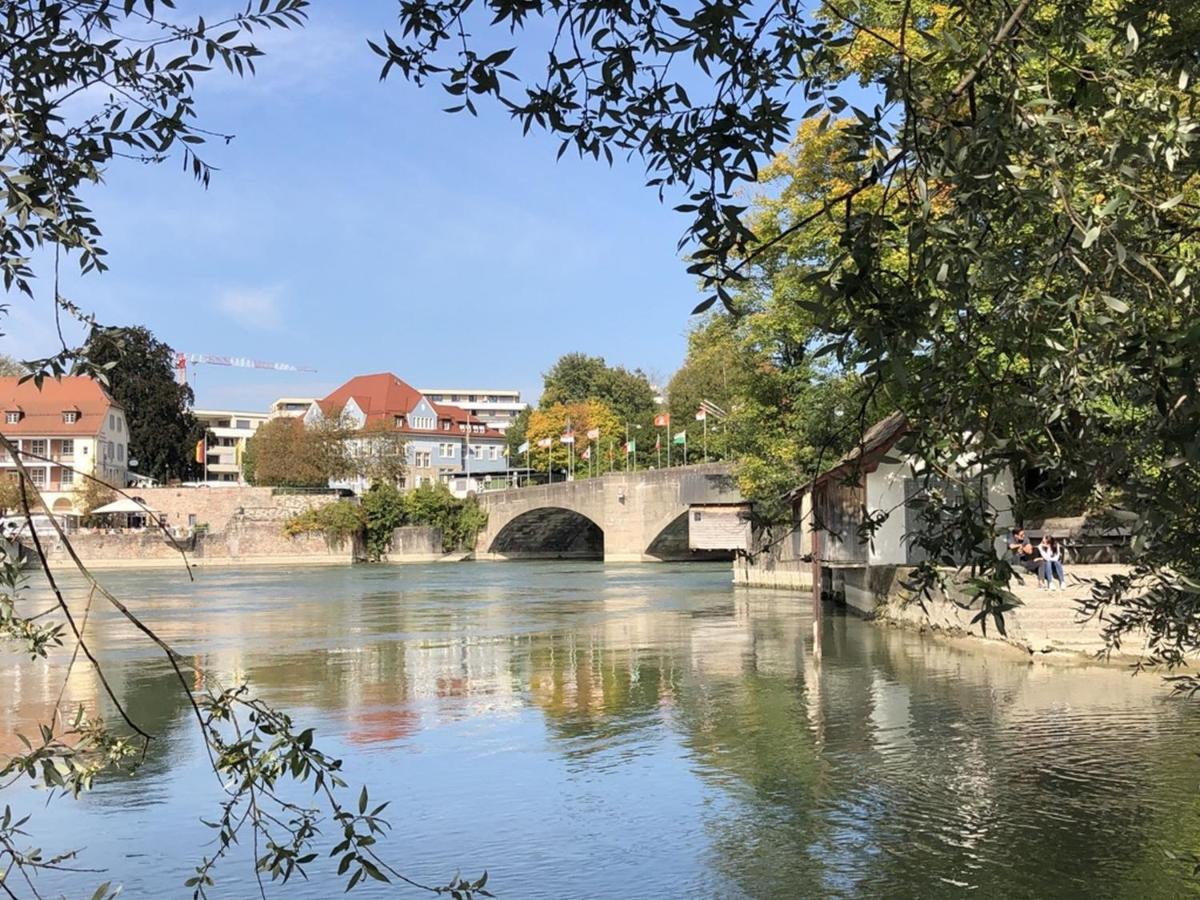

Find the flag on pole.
[
  {"left": 560, "top": 432, "right": 575, "bottom": 444},
  {"left": 655, "top": 434, "right": 661, "bottom": 451},
  {"left": 518, "top": 441, "right": 530, "bottom": 454},
  {"left": 624, "top": 439, "right": 636, "bottom": 454},
  {"left": 673, "top": 431, "right": 687, "bottom": 444},
  {"left": 586, "top": 427, "right": 600, "bottom": 440},
  {"left": 694, "top": 408, "right": 707, "bottom": 421},
  {"left": 195, "top": 438, "right": 205, "bottom": 464},
  {"left": 653, "top": 413, "right": 670, "bottom": 428},
  {"left": 581, "top": 446, "right": 591, "bottom": 461},
  {"left": 536, "top": 437, "right": 553, "bottom": 449}
]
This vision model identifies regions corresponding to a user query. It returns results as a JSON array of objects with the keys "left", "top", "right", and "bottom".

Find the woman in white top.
[{"left": 1039, "top": 534, "right": 1065, "bottom": 590}]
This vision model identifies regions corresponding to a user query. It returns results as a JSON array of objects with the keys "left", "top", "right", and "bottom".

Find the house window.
[
  {"left": 489, "top": 446, "right": 499, "bottom": 461},
  {"left": 414, "top": 450, "right": 432, "bottom": 467},
  {"left": 236, "top": 419, "right": 251, "bottom": 429},
  {"left": 117, "top": 444, "right": 124, "bottom": 462},
  {"left": 439, "top": 443, "right": 457, "bottom": 457},
  {"left": 109, "top": 414, "right": 115, "bottom": 430},
  {"left": 28, "top": 467, "right": 45, "bottom": 486},
  {"left": 471, "top": 446, "right": 483, "bottom": 460},
  {"left": 394, "top": 415, "right": 405, "bottom": 428},
  {"left": 61, "top": 439, "right": 74, "bottom": 458},
  {"left": 29, "top": 439, "right": 46, "bottom": 457},
  {"left": 60, "top": 468, "right": 74, "bottom": 486},
  {"left": 62, "top": 410, "right": 78, "bottom": 424},
  {"left": 5, "top": 411, "right": 19, "bottom": 424},
  {"left": 411, "top": 416, "right": 434, "bottom": 430}
]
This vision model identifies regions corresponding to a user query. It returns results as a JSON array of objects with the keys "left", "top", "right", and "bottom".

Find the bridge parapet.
[{"left": 475, "top": 464, "right": 743, "bottom": 562}]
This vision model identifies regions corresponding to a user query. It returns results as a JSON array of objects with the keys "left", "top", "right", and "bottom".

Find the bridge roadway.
[{"left": 474, "top": 463, "right": 743, "bottom": 562}]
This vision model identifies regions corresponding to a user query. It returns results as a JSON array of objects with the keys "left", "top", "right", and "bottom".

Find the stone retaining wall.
[
  {"left": 384, "top": 526, "right": 444, "bottom": 562},
  {"left": 733, "top": 524, "right": 814, "bottom": 591},
  {"left": 130, "top": 487, "right": 340, "bottom": 533},
  {"left": 40, "top": 521, "right": 354, "bottom": 569},
  {"left": 836, "top": 564, "right": 1140, "bottom": 658}
]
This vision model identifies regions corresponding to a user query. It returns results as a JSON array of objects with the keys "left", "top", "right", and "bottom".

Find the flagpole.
[
  {"left": 656, "top": 431, "right": 661, "bottom": 469},
  {"left": 625, "top": 424, "right": 629, "bottom": 474},
  {"left": 703, "top": 414, "right": 708, "bottom": 462},
  {"left": 667, "top": 423, "right": 671, "bottom": 468}
]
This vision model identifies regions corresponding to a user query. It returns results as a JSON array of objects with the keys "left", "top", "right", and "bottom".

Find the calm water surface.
[{"left": 3, "top": 561, "right": 1199, "bottom": 898}]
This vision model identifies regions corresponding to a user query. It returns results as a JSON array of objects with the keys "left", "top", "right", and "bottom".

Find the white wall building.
[
  {"left": 269, "top": 397, "right": 317, "bottom": 419},
  {"left": 418, "top": 388, "right": 525, "bottom": 432},
  {"left": 0, "top": 376, "right": 129, "bottom": 517},
  {"left": 193, "top": 409, "right": 269, "bottom": 483}
]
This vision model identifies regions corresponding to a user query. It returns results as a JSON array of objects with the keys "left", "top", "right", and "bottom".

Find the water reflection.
[{"left": 2, "top": 562, "right": 1199, "bottom": 898}]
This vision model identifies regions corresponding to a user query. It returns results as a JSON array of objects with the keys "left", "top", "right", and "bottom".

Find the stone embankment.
[
  {"left": 41, "top": 487, "right": 354, "bottom": 569},
  {"left": 866, "top": 564, "right": 1137, "bottom": 659},
  {"left": 735, "top": 524, "right": 1139, "bottom": 660}
]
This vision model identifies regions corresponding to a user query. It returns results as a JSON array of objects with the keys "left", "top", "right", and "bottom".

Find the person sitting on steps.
[
  {"left": 1039, "top": 533, "right": 1065, "bottom": 591},
  {"left": 1008, "top": 527, "right": 1045, "bottom": 582}
]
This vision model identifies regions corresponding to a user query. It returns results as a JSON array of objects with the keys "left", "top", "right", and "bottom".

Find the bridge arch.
[{"left": 488, "top": 506, "right": 604, "bottom": 559}]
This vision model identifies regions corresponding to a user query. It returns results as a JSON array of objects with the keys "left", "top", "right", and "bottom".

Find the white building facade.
[{"left": 418, "top": 388, "right": 525, "bottom": 433}]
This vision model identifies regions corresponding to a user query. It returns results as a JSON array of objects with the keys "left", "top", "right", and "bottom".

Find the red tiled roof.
[
  {"left": 317, "top": 374, "right": 505, "bottom": 440},
  {"left": 318, "top": 372, "right": 424, "bottom": 421},
  {"left": 0, "top": 376, "right": 121, "bottom": 436}
]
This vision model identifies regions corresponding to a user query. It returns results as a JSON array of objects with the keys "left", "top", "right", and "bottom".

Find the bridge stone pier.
[{"left": 474, "top": 464, "right": 743, "bottom": 562}]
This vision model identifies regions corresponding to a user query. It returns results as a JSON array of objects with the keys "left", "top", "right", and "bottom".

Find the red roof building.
[
  {"left": 0, "top": 376, "right": 130, "bottom": 516},
  {"left": 310, "top": 373, "right": 508, "bottom": 493}
]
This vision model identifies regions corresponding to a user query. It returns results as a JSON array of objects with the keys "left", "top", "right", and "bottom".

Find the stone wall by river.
[{"left": 40, "top": 521, "right": 355, "bottom": 568}]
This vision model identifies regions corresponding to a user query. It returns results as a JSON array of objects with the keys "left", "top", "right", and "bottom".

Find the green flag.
[{"left": 673, "top": 431, "right": 686, "bottom": 445}]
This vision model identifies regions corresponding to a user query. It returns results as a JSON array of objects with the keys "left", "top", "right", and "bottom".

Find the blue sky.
[{"left": 3, "top": 1, "right": 721, "bottom": 411}]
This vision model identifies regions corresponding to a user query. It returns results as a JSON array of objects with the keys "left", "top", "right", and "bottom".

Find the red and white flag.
[
  {"left": 581, "top": 446, "right": 591, "bottom": 461},
  {"left": 653, "top": 413, "right": 670, "bottom": 428},
  {"left": 586, "top": 427, "right": 600, "bottom": 440},
  {"left": 694, "top": 408, "right": 707, "bottom": 421},
  {"left": 560, "top": 432, "right": 575, "bottom": 444},
  {"left": 536, "top": 437, "right": 553, "bottom": 449}
]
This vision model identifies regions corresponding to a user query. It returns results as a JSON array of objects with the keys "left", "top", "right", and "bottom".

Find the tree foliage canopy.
[
  {"left": 245, "top": 414, "right": 352, "bottom": 488},
  {"left": 84, "top": 325, "right": 201, "bottom": 483},
  {"left": 381, "top": 0, "right": 1200, "bottom": 671},
  {"left": 540, "top": 353, "right": 657, "bottom": 423},
  {"left": 526, "top": 399, "right": 621, "bottom": 471}
]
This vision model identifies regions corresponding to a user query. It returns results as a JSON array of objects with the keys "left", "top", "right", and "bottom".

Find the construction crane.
[{"left": 174, "top": 352, "right": 316, "bottom": 384}]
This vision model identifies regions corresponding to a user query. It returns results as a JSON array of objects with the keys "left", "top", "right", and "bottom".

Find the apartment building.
[
  {"left": 0, "top": 376, "right": 129, "bottom": 517},
  {"left": 269, "top": 397, "right": 317, "bottom": 419},
  {"left": 193, "top": 409, "right": 269, "bottom": 483},
  {"left": 310, "top": 373, "right": 508, "bottom": 494},
  {"left": 418, "top": 388, "right": 525, "bottom": 432}
]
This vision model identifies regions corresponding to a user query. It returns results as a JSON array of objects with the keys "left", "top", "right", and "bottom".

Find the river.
[{"left": 2, "top": 561, "right": 1199, "bottom": 898}]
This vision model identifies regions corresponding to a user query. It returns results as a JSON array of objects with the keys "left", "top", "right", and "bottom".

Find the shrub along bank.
[{"left": 284, "top": 483, "right": 487, "bottom": 561}]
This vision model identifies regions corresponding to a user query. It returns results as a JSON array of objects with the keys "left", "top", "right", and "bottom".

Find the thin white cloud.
[{"left": 217, "top": 286, "right": 284, "bottom": 331}]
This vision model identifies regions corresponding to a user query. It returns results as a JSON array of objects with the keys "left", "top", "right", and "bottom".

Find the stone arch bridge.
[{"left": 474, "top": 463, "right": 743, "bottom": 562}]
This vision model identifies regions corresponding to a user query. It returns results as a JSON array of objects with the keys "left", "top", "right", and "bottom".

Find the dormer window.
[
  {"left": 62, "top": 410, "right": 79, "bottom": 424},
  {"left": 5, "top": 410, "right": 20, "bottom": 425},
  {"left": 394, "top": 415, "right": 405, "bottom": 428}
]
